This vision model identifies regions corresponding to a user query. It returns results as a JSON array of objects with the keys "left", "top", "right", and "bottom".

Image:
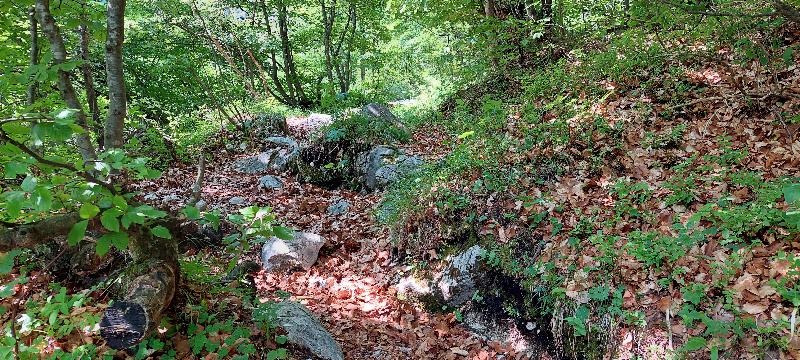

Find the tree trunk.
[
  {"left": 79, "top": 17, "right": 103, "bottom": 149},
  {"left": 104, "top": 0, "right": 127, "bottom": 150},
  {"left": 0, "top": 213, "right": 80, "bottom": 252},
  {"left": 100, "top": 228, "right": 178, "bottom": 349},
  {"left": 27, "top": 6, "right": 39, "bottom": 106},
  {"left": 35, "top": 0, "right": 97, "bottom": 162},
  {"left": 322, "top": 0, "right": 336, "bottom": 92}
]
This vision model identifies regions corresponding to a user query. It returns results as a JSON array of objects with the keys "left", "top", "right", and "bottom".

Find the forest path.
[{"left": 134, "top": 115, "right": 521, "bottom": 359}]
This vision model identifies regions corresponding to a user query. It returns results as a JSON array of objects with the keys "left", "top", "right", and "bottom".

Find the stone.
[
  {"left": 233, "top": 137, "right": 299, "bottom": 174},
  {"left": 243, "top": 113, "right": 288, "bottom": 137},
  {"left": 258, "top": 175, "right": 284, "bottom": 190},
  {"left": 261, "top": 232, "right": 325, "bottom": 272},
  {"left": 326, "top": 199, "right": 351, "bottom": 216},
  {"left": 436, "top": 245, "right": 483, "bottom": 307},
  {"left": 359, "top": 103, "right": 403, "bottom": 128},
  {"left": 355, "top": 146, "right": 422, "bottom": 190},
  {"left": 461, "top": 304, "right": 540, "bottom": 357},
  {"left": 228, "top": 197, "right": 247, "bottom": 206},
  {"left": 273, "top": 301, "right": 344, "bottom": 360},
  {"left": 195, "top": 199, "right": 208, "bottom": 211}
]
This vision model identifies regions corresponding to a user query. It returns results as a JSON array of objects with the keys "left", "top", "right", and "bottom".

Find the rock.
[
  {"left": 233, "top": 137, "right": 299, "bottom": 174},
  {"left": 228, "top": 197, "right": 247, "bottom": 206},
  {"left": 307, "top": 113, "right": 333, "bottom": 124},
  {"left": 294, "top": 141, "right": 348, "bottom": 186},
  {"left": 258, "top": 175, "right": 284, "bottom": 190},
  {"left": 244, "top": 113, "right": 289, "bottom": 137},
  {"left": 273, "top": 301, "right": 344, "bottom": 360},
  {"left": 359, "top": 103, "right": 404, "bottom": 129},
  {"left": 394, "top": 275, "right": 431, "bottom": 300},
  {"left": 195, "top": 200, "right": 208, "bottom": 211},
  {"left": 143, "top": 193, "right": 158, "bottom": 201},
  {"left": 436, "top": 245, "right": 483, "bottom": 307},
  {"left": 461, "top": 304, "right": 540, "bottom": 357},
  {"left": 327, "top": 199, "right": 351, "bottom": 216},
  {"left": 355, "top": 146, "right": 422, "bottom": 190},
  {"left": 261, "top": 232, "right": 325, "bottom": 272}
]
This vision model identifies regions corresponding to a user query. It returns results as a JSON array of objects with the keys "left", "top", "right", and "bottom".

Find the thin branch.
[{"left": 0, "top": 131, "right": 117, "bottom": 194}]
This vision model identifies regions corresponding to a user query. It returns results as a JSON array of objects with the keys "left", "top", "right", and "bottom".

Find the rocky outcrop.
[
  {"left": 435, "top": 245, "right": 483, "bottom": 307},
  {"left": 274, "top": 301, "right": 344, "bottom": 360},
  {"left": 355, "top": 146, "right": 422, "bottom": 190},
  {"left": 261, "top": 232, "right": 325, "bottom": 272},
  {"left": 233, "top": 136, "right": 299, "bottom": 174},
  {"left": 258, "top": 175, "right": 284, "bottom": 190},
  {"left": 245, "top": 113, "right": 289, "bottom": 137}
]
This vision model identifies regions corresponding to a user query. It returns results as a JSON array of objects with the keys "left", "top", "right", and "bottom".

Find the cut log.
[
  {"left": 100, "top": 229, "right": 178, "bottom": 349},
  {"left": 0, "top": 212, "right": 79, "bottom": 251}
]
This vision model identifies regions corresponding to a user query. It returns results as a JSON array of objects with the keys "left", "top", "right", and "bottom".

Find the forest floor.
[{"left": 131, "top": 118, "right": 531, "bottom": 360}]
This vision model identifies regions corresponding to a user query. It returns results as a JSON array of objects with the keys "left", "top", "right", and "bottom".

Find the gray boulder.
[
  {"left": 228, "top": 196, "right": 247, "bottom": 206},
  {"left": 233, "top": 136, "right": 299, "bottom": 174},
  {"left": 461, "top": 304, "right": 540, "bottom": 357},
  {"left": 258, "top": 175, "right": 284, "bottom": 190},
  {"left": 261, "top": 232, "right": 325, "bottom": 272},
  {"left": 274, "top": 301, "right": 344, "bottom": 360},
  {"left": 359, "top": 103, "right": 404, "bottom": 129},
  {"left": 327, "top": 199, "right": 351, "bottom": 216},
  {"left": 436, "top": 245, "right": 483, "bottom": 307},
  {"left": 244, "top": 113, "right": 288, "bottom": 137},
  {"left": 355, "top": 146, "right": 422, "bottom": 190}
]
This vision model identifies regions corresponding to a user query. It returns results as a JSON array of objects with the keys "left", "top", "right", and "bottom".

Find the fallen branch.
[
  {"left": 100, "top": 228, "right": 178, "bottom": 349},
  {"left": 0, "top": 212, "right": 80, "bottom": 252}
]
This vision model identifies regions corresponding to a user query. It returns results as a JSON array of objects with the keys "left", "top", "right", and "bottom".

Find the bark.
[
  {"left": 104, "top": 0, "right": 127, "bottom": 150},
  {"left": 35, "top": 0, "right": 98, "bottom": 162},
  {"left": 484, "top": 0, "right": 497, "bottom": 17},
  {"left": 0, "top": 213, "right": 80, "bottom": 252},
  {"left": 79, "top": 18, "right": 103, "bottom": 149},
  {"left": 774, "top": 0, "right": 800, "bottom": 24},
  {"left": 321, "top": 0, "right": 337, "bottom": 91},
  {"left": 100, "top": 229, "right": 178, "bottom": 349},
  {"left": 27, "top": 7, "right": 39, "bottom": 106},
  {"left": 188, "top": 152, "right": 206, "bottom": 206}
]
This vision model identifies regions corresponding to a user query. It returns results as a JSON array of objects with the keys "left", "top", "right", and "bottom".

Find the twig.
[
  {"left": 187, "top": 151, "right": 206, "bottom": 207},
  {"left": 0, "top": 131, "right": 117, "bottom": 194}
]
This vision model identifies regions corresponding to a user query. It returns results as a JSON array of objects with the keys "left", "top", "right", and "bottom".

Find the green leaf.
[
  {"left": 121, "top": 209, "right": 145, "bottom": 229},
  {"left": 21, "top": 174, "right": 36, "bottom": 192},
  {"left": 32, "top": 188, "right": 53, "bottom": 212},
  {"left": 784, "top": 184, "right": 800, "bottom": 204},
  {"left": 784, "top": 46, "right": 795, "bottom": 65},
  {"left": 79, "top": 203, "right": 101, "bottom": 219},
  {"left": 4, "top": 162, "right": 29, "bottom": 179},
  {"left": 274, "top": 226, "right": 294, "bottom": 241},
  {"left": 96, "top": 236, "right": 112, "bottom": 256},
  {"left": 111, "top": 195, "right": 128, "bottom": 210},
  {"left": 457, "top": 130, "right": 475, "bottom": 139},
  {"left": 683, "top": 336, "right": 706, "bottom": 351},
  {"left": 0, "top": 250, "right": 21, "bottom": 274},
  {"left": 151, "top": 226, "right": 172, "bottom": 239},
  {"left": 67, "top": 220, "right": 89, "bottom": 246},
  {"left": 183, "top": 206, "right": 201, "bottom": 220},
  {"left": 100, "top": 210, "right": 120, "bottom": 232}
]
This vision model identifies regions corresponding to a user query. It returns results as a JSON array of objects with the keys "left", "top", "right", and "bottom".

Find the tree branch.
[{"left": 0, "top": 131, "right": 117, "bottom": 194}]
